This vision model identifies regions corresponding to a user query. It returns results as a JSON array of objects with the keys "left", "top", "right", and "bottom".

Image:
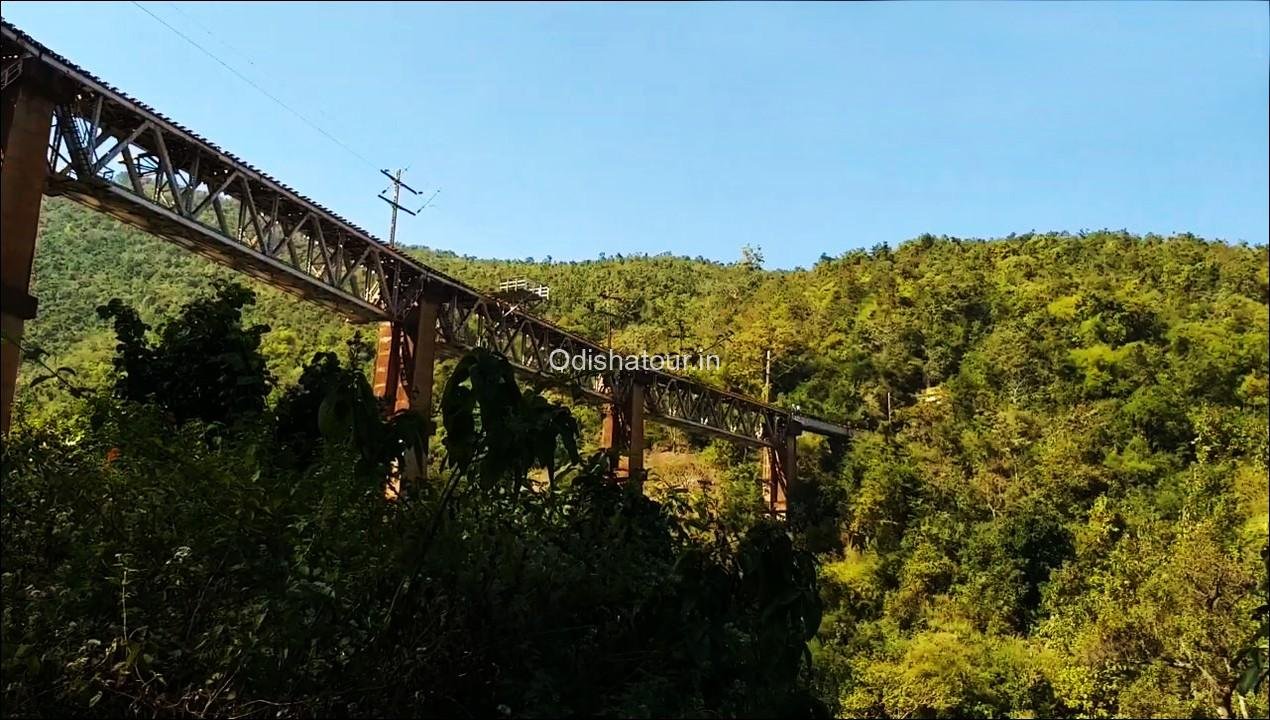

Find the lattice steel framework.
[
  {"left": 2, "top": 21, "right": 848, "bottom": 451},
  {"left": 25, "top": 43, "right": 414, "bottom": 322}
]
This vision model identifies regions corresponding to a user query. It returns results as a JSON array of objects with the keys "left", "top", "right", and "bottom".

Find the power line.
[
  {"left": 161, "top": 1, "right": 351, "bottom": 132},
  {"left": 164, "top": 1, "right": 258, "bottom": 69},
  {"left": 129, "top": 1, "right": 380, "bottom": 171}
]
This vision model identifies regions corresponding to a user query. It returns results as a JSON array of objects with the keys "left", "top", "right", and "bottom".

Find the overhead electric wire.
[
  {"left": 161, "top": 1, "right": 354, "bottom": 134},
  {"left": 129, "top": 1, "right": 380, "bottom": 172},
  {"left": 163, "top": 1, "right": 259, "bottom": 69}
]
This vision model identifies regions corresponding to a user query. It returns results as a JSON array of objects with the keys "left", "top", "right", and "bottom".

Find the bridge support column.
[
  {"left": 627, "top": 380, "right": 645, "bottom": 481},
  {"left": 600, "top": 373, "right": 645, "bottom": 482},
  {"left": 373, "top": 322, "right": 406, "bottom": 410},
  {"left": 1, "top": 77, "right": 55, "bottom": 436},
  {"left": 372, "top": 299, "right": 439, "bottom": 488},
  {"left": 761, "top": 421, "right": 800, "bottom": 515}
]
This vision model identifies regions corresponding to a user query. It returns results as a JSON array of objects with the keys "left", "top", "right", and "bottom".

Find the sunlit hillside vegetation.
[{"left": 4, "top": 196, "right": 1267, "bottom": 717}]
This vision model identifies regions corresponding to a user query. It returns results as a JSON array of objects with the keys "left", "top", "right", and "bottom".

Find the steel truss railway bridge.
[{"left": 0, "top": 21, "right": 848, "bottom": 514}]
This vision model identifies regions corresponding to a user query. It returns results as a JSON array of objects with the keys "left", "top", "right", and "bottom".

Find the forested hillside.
[{"left": 5, "top": 196, "right": 1268, "bottom": 717}]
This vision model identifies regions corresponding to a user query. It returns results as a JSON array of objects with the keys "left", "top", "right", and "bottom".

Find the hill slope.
[{"left": 14, "top": 195, "right": 1270, "bottom": 717}]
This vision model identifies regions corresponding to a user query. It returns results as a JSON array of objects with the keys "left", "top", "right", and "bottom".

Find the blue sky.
[{"left": 4, "top": 1, "right": 1267, "bottom": 268}]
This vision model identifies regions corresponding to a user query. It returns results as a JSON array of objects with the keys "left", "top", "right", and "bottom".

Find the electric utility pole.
[
  {"left": 670, "top": 319, "right": 689, "bottom": 357},
  {"left": 764, "top": 349, "right": 772, "bottom": 402},
  {"left": 378, "top": 168, "right": 439, "bottom": 247},
  {"left": 585, "top": 291, "right": 638, "bottom": 348}
]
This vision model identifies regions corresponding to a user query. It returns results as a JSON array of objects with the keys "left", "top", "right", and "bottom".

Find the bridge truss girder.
[{"left": 3, "top": 21, "right": 846, "bottom": 503}]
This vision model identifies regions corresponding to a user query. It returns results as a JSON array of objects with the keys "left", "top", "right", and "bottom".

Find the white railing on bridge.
[{"left": 497, "top": 278, "right": 550, "bottom": 299}]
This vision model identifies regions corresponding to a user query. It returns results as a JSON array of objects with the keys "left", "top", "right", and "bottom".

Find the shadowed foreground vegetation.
[
  {"left": 3, "top": 198, "right": 1268, "bottom": 717},
  {"left": 3, "top": 285, "right": 823, "bottom": 717}
]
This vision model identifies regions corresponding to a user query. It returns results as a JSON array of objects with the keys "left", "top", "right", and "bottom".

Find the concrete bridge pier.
[
  {"left": 1, "top": 73, "right": 55, "bottom": 436},
  {"left": 599, "top": 372, "right": 646, "bottom": 482},
  {"left": 372, "top": 299, "right": 439, "bottom": 488}
]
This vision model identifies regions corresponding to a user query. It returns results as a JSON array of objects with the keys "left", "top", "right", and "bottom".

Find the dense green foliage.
[
  {"left": 95, "top": 283, "right": 273, "bottom": 424},
  {"left": 3, "top": 287, "right": 822, "bottom": 717},
  {"left": 5, "top": 197, "right": 1269, "bottom": 717}
]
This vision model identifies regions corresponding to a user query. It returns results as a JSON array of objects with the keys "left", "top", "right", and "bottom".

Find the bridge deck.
[{"left": 2, "top": 20, "right": 848, "bottom": 448}]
